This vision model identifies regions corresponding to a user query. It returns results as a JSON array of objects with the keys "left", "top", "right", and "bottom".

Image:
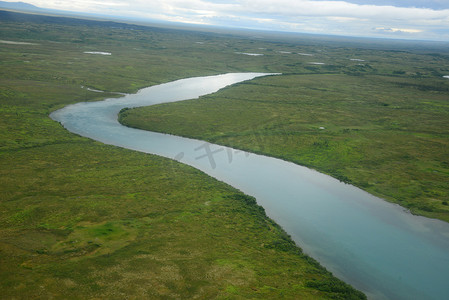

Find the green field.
[{"left": 0, "top": 11, "right": 367, "bottom": 299}]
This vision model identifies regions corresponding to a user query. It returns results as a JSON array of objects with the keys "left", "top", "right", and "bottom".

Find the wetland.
[{"left": 2, "top": 9, "right": 449, "bottom": 299}]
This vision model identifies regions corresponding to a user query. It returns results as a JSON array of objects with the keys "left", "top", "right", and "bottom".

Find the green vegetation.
[
  {"left": 0, "top": 10, "right": 366, "bottom": 299},
  {"left": 120, "top": 36, "right": 449, "bottom": 222}
]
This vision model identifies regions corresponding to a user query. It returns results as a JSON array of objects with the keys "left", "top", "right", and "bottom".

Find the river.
[{"left": 50, "top": 73, "right": 449, "bottom": 300}]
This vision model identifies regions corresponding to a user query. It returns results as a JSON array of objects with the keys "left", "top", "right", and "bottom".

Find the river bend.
[{"left": 50, "top": 73, "right": 449, "bottom": 300}]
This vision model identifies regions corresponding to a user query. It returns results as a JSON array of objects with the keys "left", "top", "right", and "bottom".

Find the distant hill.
[
  {"left": 0, "top": 9, "right": 173, "bottom": 36},
  {"left": 0, "top": 1, "right": 130, "bottom": 25},
  {"left": 0, "top": 1, "right": 41, "bottom": 11}
]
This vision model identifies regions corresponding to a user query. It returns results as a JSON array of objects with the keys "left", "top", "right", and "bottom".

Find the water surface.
[{"left": 51, "top": 73, "right": 449, "bottom": 300}]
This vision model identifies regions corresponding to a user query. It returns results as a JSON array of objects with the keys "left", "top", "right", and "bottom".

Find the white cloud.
[
  {"left": 31, "top": 0, "right": 127, "bottom": 11},
  {"left": 326, "top": 16, "right": 366, "bottom": 23},
  {"left": 9, "top": 0, "right": 449, "bottom": 40},
  {"left": 238, "top": 0, "right": 449, "bottom": 22},
  {"left": 374, "top": 27, "right": 424, "bottom": 34}
]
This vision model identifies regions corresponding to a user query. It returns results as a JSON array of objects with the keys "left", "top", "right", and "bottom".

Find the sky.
[{"left": 6, "top": 0, "right": 449, "bottom": 41}]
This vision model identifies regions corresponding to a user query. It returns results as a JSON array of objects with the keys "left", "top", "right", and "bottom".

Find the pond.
[{"left": 51, "top": 73, "right": 449, "bottom": 300}]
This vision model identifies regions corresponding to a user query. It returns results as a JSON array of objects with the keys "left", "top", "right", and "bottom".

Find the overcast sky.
[{"left": 9, "top": 0, "right": 449, "bottom": 41}]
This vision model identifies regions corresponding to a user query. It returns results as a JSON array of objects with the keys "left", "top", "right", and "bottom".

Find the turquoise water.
[{"left": 51, "top": 73, "right": 449, "bottom": 300}]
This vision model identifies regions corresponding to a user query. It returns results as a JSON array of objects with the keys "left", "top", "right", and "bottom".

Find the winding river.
[{"left": 50, "top": 73, "right": 449, "bottom": 300}]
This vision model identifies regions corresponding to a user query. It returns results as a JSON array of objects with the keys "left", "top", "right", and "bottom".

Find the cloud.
[
  {"left": 38, "top": 0, "right": 127, "bottom": 10},
  {"left": 238, "top": 0, "right": 449, "bottom": 21},
  {"left": 374, "top": 27, "right": 424, "bottom": 34},
  {"left": 234, "top": 0, "right": 449, "bottom": 39},
  {"left": 15, "top": 0, "right": 449, "bottom": 40},
  {"left": 325, "top": 0, "right": 449, "bottom": 10}
]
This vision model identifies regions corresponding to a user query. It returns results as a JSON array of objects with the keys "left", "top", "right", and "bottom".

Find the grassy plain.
[
  {"left": 121, "top": 38, "right": 449, "bottom": 222},
  {"left": 0, "top": 10, "right": 365, "bottom": 299}
]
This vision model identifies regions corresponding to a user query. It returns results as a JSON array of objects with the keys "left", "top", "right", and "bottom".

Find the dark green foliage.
[
  {"left": 306, "top": 279, "right": 367, "bottom": 299},
  {"left": 225, "top": 193, "right": 265, "bottom": 214}
]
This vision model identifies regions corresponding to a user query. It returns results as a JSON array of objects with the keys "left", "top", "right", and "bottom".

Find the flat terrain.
[
  {"left": 121, "top": 38, "right": 449, "bottom": 222},
  {"left": 0, "top": 11, "right": 365, "bottom": 299}
]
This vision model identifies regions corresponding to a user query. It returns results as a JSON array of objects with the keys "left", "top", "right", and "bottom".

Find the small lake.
[{"left": 51, "top": 73, "right": 449, "bottom": 300}]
